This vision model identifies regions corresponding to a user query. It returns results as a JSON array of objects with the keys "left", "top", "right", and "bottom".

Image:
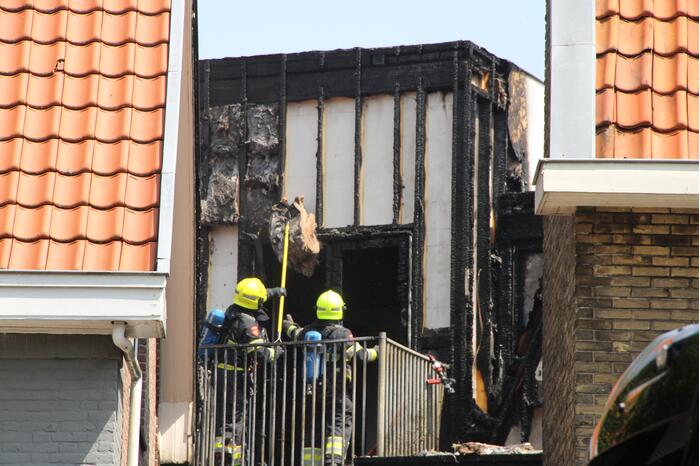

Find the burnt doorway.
[
  {"left": 260, "top": 229, "right": 412, "bottom": 457},
  {"left": 261, "top": 230, "right": 411, "bottom": 345},
  {"left": 324, "top": 231, "right": 411, "bottom": 346}
]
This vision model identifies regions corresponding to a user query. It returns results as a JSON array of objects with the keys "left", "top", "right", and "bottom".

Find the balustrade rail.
[{"left": 195, "top": 333, "right": 444, "bottom": 466}]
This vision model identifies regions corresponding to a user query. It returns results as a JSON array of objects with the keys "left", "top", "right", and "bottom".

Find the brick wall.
[
  {"left": 542, "top": 215, "right": 577, "bottom": 466},
  {"left": 572, "top": 207, "right": 699, "bottom": 464},
  {"left": 0, "top": 335, "right": 122, "bottom": 466}
]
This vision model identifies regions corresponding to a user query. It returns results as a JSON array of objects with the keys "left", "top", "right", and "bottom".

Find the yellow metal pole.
[{"left": 276, "top": 222, "right": 290, "bottom": 338}]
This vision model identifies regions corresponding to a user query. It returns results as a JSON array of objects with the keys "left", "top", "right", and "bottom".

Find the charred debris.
[{"left": 196, "top": 41, "right": 543, "bottom": 448}]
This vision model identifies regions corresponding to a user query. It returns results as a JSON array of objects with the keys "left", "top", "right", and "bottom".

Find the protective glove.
[
  {"left": 281, "top": 313, "right": 295, "bottom": 332},
  {"left": 266, "top": 287, "right": 287, "bottom": 300},
  {"left": 258, "top": 345, "right": 285, "bottom": 363}
]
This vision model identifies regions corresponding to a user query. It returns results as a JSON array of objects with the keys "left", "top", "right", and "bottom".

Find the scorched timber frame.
[{"left": 197, "top": 41, "right": 535, "bottom": 444}]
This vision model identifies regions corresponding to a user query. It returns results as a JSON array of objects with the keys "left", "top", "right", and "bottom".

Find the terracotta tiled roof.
[
  {"left": 596, "top": 0, "right": 699, "bottom": 159},
  {"left": 0, "top": 0, "right": 171, "bottom": 270}
]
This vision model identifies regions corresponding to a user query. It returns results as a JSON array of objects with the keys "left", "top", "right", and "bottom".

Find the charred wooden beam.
[
  {"left": 354, "top": 47, "right": 363, "bottom": 225},
  {"left": 475, "top": 96, "right": 494, "bottom": 404},
  {"left": 392, "top": 80, "right": 402, "bottom": 225},
  {"left": 461, "top": 44, "right": 477, "bottom": 440},
  {"left": 315, "top": 52, "right": 325, "bottom": 225},
  {"left": 278, "top": 54, "right": 287, "bottom": 189},
  {"left": 411, "top": 56, "right": 427, "bottom": 351},
  {"left": 237, "top": 58, "right": 254, "bottom": 278},
  {"left": 449, "top": 46, "right": 465, "bottom": 444},
  {"left": 204, "top": 41, "right": 510, "bottom": 105}
]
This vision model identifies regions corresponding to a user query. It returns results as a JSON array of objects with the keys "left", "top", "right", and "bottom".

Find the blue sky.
[{"left": 197, "top": 1, "right": 545, "bottom": 80}]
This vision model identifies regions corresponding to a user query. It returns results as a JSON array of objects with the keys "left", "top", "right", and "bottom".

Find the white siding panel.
[
  {"left": 207, "top": 226, "right": 238, "bottom": 311},
  {"left": 400, "top": 92, "right": 417, "bottom": 224},
  {"left": 285, "top": 100, "right": 318, "bottom": 214},
  {"left": 423, "top": 92, "right": 453, "bottom": 329},
  {"left": 525, "top": 76, "right": 545, "bottom": 189},
  {"left": 361, "top": 95, "right": 394, "bottom": 225},
  {"left": 323, "top": 97, "right": 355, "bottom": 228}
]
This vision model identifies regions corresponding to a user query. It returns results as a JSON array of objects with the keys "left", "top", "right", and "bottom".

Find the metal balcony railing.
[{"left": 195, "top": 333, "right": 445, "bottom": 466}]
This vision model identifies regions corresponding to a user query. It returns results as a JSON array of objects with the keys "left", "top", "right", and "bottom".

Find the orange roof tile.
[
  {"left": 0, "top": 0, "right": 171, "bottom": 270},
  {"left": 0, "top": 239, "right": 10, "bottom": 268},
  {"left": 596, "top": 0, "right": 699, "bottom": 159},
  {"left": 9, "top": 239, "right": 49, "bottom": 269},
  {"left": 46, "top": 239, "right": 85, "bottom": 270}
]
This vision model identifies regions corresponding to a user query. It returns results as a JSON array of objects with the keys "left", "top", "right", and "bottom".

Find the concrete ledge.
[
  {"left": 0, "top": 271, "right": 167, "bottom": 337},
  {"left": 356, "top": 454, "right": 542, "bottom": 465},
  {"left": 534, "top": 160, "right": 699, "bottom": 215}
]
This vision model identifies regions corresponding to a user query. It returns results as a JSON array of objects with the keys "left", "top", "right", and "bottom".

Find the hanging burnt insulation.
[
  {"left": 269, "top": 196, "right": 321, "bottom": 277},
  {"left": 199, "top": 104, "right": 243, "bottom": 225},
  {"left": 506, "top": 70, "right": 529, "bottom": 189}
]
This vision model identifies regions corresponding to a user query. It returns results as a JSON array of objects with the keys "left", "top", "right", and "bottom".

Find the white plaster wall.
[
  {"left": 323, "top": 98, "right": 355, "bottom": 227},
  {"left": 400, "top": 92, "right": 417, "bottom": 224},
  {"left": 207, "top": 226, "right": 238, "bottom": 312},
  {"left": 285, "top": 100, "right": 318, "bottom": 215},
  {"left": 361, "top": 95, "right": 394, "bottom": 225},
  {"left": 525, "top": 76, "right": 544, "bottom": 189},
  {"left": 423, "top": 92, "right": 453, "bottom": 329}
]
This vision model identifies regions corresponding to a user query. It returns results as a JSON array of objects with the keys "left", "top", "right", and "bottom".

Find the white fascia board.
[
  {"left": 534, "top": 159, "right": 700, "bottom": 214},
  {"left": 156, "top": 0, "right": 186, "bottom": 274},
  {"left": 550, "top": 0, "right": 595, "bottom": 160},
  {"left": 0, "top": 271, "right": 167, "bottom": 337},
  {"left": 525, "top": 75, "right": 544, "bottom": 189}
]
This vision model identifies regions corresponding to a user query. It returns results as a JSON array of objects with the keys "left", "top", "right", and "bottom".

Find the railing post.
[{"left": 376, "top": 332, "right": 387, "bottom": 456}]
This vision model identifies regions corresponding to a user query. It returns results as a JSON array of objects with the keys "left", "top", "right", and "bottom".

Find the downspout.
[{"left": 112, "top": 322, "right": 143, "bottom": 466}]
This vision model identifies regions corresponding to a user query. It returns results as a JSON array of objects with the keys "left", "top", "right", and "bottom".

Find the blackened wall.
[{"left": 197, "top": 42, "right": 541, "bottom": 446}]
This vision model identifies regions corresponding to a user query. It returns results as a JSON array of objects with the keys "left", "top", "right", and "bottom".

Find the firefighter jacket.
[
  {"left": 285, "top": 321, "right": 378, "bottom": 363},
  {"left": 216, "top": 304, "right": 277, "bottom": 370}
]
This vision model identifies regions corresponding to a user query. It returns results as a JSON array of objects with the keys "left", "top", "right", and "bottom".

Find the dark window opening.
[{"left": 341, "top": 247, "right": 403, "bottom": 342}]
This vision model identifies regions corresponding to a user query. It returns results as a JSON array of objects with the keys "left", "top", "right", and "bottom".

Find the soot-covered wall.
[{"left": 196, "top": 42, "right": 543, "bottom": 444}]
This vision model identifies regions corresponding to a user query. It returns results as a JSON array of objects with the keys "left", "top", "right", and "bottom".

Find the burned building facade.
[{"left": 195, "top": 42, "right": 544, "bottom": 446}]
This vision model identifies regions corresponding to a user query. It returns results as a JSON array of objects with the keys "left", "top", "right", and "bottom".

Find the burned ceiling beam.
[{"left": 202, "top": 41, "right": 513, "bottom": 106}]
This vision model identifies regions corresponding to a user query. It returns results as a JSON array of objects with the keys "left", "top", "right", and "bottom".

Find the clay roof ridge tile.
[
  {"left": 611, "top": 48, "right": 699, "bottom": 58},
  {"left": 1, "top": 165, "right": 161, "bottom": 177},
  {"left": 0, "top": 136, "right": 165, "bottom": 148},
  {"left": 600, "top": 122, "right": 693, "bottom": 134},
  {"left": 0, "top": 36, "right": 169, "bottom": 48},
  {"left": 0, "top": 4, "right": 171, "bottom": 15},
  {"left": 0, "top": 44, "right": 169, "bottom": 79},
  {"left": 0, "top": 102, "right": 155, "bottom": 113}
]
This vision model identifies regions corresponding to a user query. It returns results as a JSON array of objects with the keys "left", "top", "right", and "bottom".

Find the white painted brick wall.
[{"left": 0, "top": 357, "right": 122, "bottom": 466}]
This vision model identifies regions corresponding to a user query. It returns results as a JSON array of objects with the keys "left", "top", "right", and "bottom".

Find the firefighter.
[
  {"left": 282, "top": 290, "right": 378, "bottom": 466},
  {"left": 214, "top": 277, "right": 286, "bottom": 465}
]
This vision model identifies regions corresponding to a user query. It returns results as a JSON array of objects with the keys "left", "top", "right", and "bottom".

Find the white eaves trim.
[
  {"left": 534, "top": 159, "right": 699, "bottom": 215},
  {"left": 0, "top": 271, "right": 167, "bottom": 337},
  {"left": 156, "top": 0, "right": 186, "bottom": 274}
]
